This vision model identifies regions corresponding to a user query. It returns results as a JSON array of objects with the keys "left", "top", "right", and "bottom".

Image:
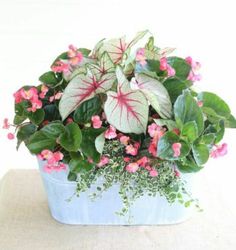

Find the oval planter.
[{"left": 38, "top": 159, "right": 195, "bottom": 225}]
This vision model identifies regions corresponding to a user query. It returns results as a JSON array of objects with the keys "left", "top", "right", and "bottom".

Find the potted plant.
[{"left": 3, "top": 30, "right": 236, "bottom": 225}]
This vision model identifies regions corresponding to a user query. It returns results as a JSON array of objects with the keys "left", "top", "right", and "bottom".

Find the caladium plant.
[{"left": 5, "top": 31, "right": 236, "bottom": 215}]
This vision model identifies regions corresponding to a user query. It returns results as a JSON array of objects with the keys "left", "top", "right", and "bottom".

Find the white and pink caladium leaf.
[
  {"left": 99, "top": 30, "right": 149, "bottom": 64},
  {"left": 59, "top": 70, "right": 115, "bottom": 120},
  {"left": 104, "top": 67, "right": 148, "bottom": 134},
  {"left": 87, "top": 52, "right": 115, "bottom": 79},
  {"left": 130, "top": 74, "right": 172, "bottom": 119}
]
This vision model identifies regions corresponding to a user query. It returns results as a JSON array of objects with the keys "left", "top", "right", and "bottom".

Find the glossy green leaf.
[
  {"left": 59, "top": 122, "right": 82, "bottom": 152},
  {"left": 176, "top": 159, "right": 203, "bottom": 173},
  {"left": 181, "top": 121, "right": 198, "bottom": 142},
  {"left": 163, "top": 78, "right": 192, "bottom": 103},
  {"left": 167, "top": 57, "right": 191, "bottom": 80},
  {"left": 39, "top": 71, "right": 60, "bottom": 86},
  {"left": 198, "top": 92, "right": 231, "bottom": 119},
  {"left": 26, "top": 122, "right": 65, "bottom": 154},
  {"left": 80, "top": 128, "right": 105, "bottom": 162},
  {"left": 16, "top": 124, "right": 37, "bottom": 149},
  {"left": 69, "top": 158, "right": 94, "bottom": 173},
  {"left": 157, "top": 131, "right": 190, "bottom": 160},
  {"left": 174, "top": 90, "right": 204, "bottom": 135},
  {"left": 28, "top": 109, "right": 45, "bottom": 125},
  {"left": 192, "top": 143, "right": 209, "bottom": 165}
]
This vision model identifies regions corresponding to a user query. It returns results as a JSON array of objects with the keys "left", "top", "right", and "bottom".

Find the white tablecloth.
[{"left": 0, "top": 169, "right": 236, "bottom": 250}]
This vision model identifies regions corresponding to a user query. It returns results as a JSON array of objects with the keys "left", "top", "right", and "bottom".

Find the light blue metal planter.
[{"left": 38, "top": 160, "right": 195, "bottom": 225}]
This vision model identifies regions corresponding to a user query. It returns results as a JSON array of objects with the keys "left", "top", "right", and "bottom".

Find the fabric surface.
[{"left": 0, "top": 170, "right": 235, "bottom": 250}]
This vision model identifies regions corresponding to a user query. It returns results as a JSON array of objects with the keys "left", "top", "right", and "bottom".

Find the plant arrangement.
[{"left": 3, "top": 30, "right": 236, "bottom": 215}]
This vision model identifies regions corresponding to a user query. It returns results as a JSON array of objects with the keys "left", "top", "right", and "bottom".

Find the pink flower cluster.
[
  {"left": 105, "top": 125, "right": 117, "bottom": 139},
  {"left": 185, "top": 56, "right": 201, "bottom": 82},
  {"left": 97, "top": 155, "right": 110, "bottom": 167},
  {"left": 38, "top": 150, "right": 66, "bottom": 173},
  {"left": 49, "top": 92, "right": 63, "bottom": 102},
  {"left": 136, "top": 48, "right": 147, "bottom": 66},
  {"left": 51, "top": 45, "right": 83, "bottom": 73},
  {"left": 160, "top": 57, "right": 176, "bottom": 77},
  {"left": 125, "top": 156, "right": 158, "bottom": 177},
  {"left": 210, "top": 143, "right": 228, "bottom": 158},
  {"left": 14, "top": 87, "right": 42, "bottom": 112}
]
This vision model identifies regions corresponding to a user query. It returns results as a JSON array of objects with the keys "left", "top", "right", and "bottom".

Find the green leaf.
[
  {"left": 167, "top": 57, "right": 191, "bottom": 80},
  {"left": 26, "top": 122, "right": 65, "bottom": 154},
  {"left": 16, "top": 124, "right": 37, "bottom": 149},
  {"left": 134, "top": 73, "right": 172, "bottom": 119},
  {"left": 39, "top": 71, "right": 60, "bottom": 86},
  {"left": 28, "top": 109, "right": 45, "bottom": 125},
  {"left": 224, "top": 114, "right": 236, "bottom": 128},
  {"left": 192, "top": 143, "right": 209, "bottom": 165},
  {"left": 59, "top": 122, "right": 82, "bottom": 152},
  {"left": 80, "top": 128, "right": 105, "bottom": 162},
  {"left": 174, "top": 90, "right": 204, "bottom": 135},
  {"left": 104, "top": 67, "right": 149, "bottom": 134},
  {"left": 157, "top": 131, "right": 190, "bottom": 160},
  {"left": 69, "top": 158, "right": 94, "bottom": 173},
  {"left": 200, "top": 133, "right": 216, "bottom": 145},
  {"left": 181, "top": 121, "right": 198, "bottom": 143},
  {"left": 163, "top": 78, "right": 192, "bottom": 103},
  {"left": 95, "top": 132, "right": 105, "bottom": 154},
  {"left": 44, "top": 104, "right": 61, "bottom": 121},
  {"left": 198, "top": 92, "right": 231, "bottom": 119},
  {"left": 176, "top": 159, "right": 203, "bottom": 173},
  {"left": 73, "top": 96, "right": 102, "bottom": 123},
  {"left": 78, "top": 48, "right": 91, "bottom": 56},
  {"left": 67, "top": 171, "right": 77, "bottom": 181},
  {"left": 14, "top": 115, "right": 27, "bottom": 125}
]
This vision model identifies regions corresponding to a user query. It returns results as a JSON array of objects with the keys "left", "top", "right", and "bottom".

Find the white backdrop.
[{"left": 0, "top": 0, "right": 236, "bottom": 200}]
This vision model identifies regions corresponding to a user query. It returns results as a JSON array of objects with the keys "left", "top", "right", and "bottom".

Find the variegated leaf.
[
  {"left": 104, "top": 67, "right": 148, "bottom": 134},
  {"left": 59, "top": 70, "right": 115, "bottom": 120}
]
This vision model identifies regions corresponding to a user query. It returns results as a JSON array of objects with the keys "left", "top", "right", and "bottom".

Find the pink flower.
[
  {"left": 49, "top": 92, "right": 63, "bottom": 102},
  {"left": 7, "top": 133, "right": 15, "bottom": 140},
  {"left": 125, "top": 144, "right": 138, "bottom": 156},
  {"left": 137, "top": 156, "right": 149, "bottom": 167},
  {"left": 51, "top": 61, "right": 70, "bottom": 73},
  {"left": 52, "top": 151, "right": 64, "bottom": 162},
  {"left": 68, "top": 45, "right": 83, "bottom": 66},
  {"left": 197, "top": 101, "right": 203, "bottom": 107},
  {"left": 174, "top": 170, "right": 180, "bottom": 177},
  {"left": 149, "top": 169, "right": 158, "bottom": 177},
  {"left": 148, "top": 140, "right": 157, "bottom": 157},
  {"left": 40, "top": 149, "right": 54, "bottom": 160},
  {"left": 91, "top": 115, "right": 102, "bottom": 129},
  {"left": 123, "top": 157, "right": 131, "bottom": 162},
  {"left": 166, "top": 65, "right": 176, "bottom": 77},
  {"left": 13, "top": 90, "right": 23, "bottom": 103},
  {"left": 210, "top": 143, "right": 228, "bottom": 158},
  {"left": 2, "top": 118, "right": 10, "bottom": 129},
  {"left": 120, "top": 135, "right": 130, "bottom": 145},
  {"left": 126, "top": 162, "right": 139, "bottom": 173},
  {"left": 136, "top": 48, "right": 147, "bottom": 66},
  {"left": 172, "top": 128, "right": 180, "bottom": 135},
  {"left": 160, "top": 57, "right": 168, "bottom": 71},
  {"left": 186, "top": 56, "right": 201, "bottom": 82},
  {"left": 104, "top": 125, "right": 117, "bottom": 139},
  {"left": 39, "top": 85, "right": 49, "bottom": 99},
  {"left": 20, "top": 87, "right": 38, "bottom": 100},
  {"left": 148, "top": 123, "right": 162, "bottom": 138},
  {"left": 172, "top": 143, "right": 182, "bottom": 157},
  {"left": 66, "top": 118, "right": 74, "bottom": 124},
  {"left": 97, "top": 156, "right": 110, "bottom": 167},
  {"left": 27, "top": 97, "right": 42, "bottom": 112}
]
